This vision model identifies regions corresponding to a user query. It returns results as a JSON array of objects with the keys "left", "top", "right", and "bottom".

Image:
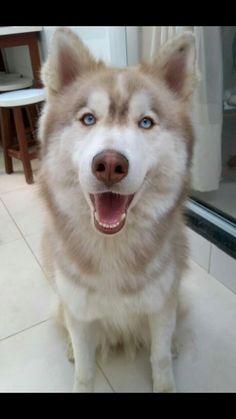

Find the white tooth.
[
  {"left": 101, "top": 223, "right": 108, "bottom": 228},
  {"left": 96, "top": 218, "right": 125, "bottom": 229}
]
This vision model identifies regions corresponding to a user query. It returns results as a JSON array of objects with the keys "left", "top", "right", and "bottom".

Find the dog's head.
[{"left": 40, "top": 28, "right": 197, "bottom": 236}]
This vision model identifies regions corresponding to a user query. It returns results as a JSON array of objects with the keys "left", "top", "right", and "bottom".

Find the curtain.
[
  {"left": 141, "top": 26, "right": 188, "bottom": 60},
  {"left": 140, "top": 26, "right": 223, "bottom": 192}
]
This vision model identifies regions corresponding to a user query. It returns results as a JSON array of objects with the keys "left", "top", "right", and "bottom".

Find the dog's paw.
[
  {"left": 73, "top": 379, "right": 94, "bottom": 393},
  {"left": 153, "top": 381, "right": 176, "bottom": 393},
  {"left": 153, "top": 370, "right": 176, "bottom": 393}
]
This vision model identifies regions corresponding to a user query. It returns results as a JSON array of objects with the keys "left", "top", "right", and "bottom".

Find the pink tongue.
[{"left": 94, "top": 193, "right": 129, "bottom": 225}]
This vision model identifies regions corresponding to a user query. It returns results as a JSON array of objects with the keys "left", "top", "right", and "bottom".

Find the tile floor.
[{"left": 1, "top": 152, "right": 236, "bottom": 392}]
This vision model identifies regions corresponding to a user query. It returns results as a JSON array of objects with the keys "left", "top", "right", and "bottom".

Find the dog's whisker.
[{"left": 144, "top": 176, "right": 157, "bottom": 188}]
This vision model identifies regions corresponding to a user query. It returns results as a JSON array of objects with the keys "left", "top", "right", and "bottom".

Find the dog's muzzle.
[{"left": 90, "top": 150, "right": 133, "bottom": 235}]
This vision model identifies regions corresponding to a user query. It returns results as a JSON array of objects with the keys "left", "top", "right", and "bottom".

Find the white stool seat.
[
  {"left": 0, "top": 88, "right": 45, "bottom": 107},
  {"left": 0, "top": 72, "right": 33, "bottom": 92}
]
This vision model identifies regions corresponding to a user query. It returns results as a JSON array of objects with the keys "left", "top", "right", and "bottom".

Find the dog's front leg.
[
  {"left": 65, "top": 310, "right": 96, "bottom": 392},
  {"left": 148, "top": 295, "right": 177, "bottom": 393}
]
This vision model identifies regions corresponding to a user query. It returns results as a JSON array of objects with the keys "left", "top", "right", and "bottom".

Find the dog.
[{"left": 38, "top": 27, "right": 197, "bottom": 392}]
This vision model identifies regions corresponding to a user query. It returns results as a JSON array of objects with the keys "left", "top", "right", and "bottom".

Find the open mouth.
[{"left": 90, "top": 192, "right": 134, "bottom": 235}]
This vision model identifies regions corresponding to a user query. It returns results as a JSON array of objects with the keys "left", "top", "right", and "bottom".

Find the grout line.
[
  {"left": 0, "top": 197, "right": 30, "bottom": 239},
  {"left": 0, "top": 197, "right": 25, "bottom": 247},
  {"left": 96, "top": 361, "right": 116, "bottom": 393},
  {"left": 23, "top": 234, "right": 50, "bottom": 280},
  {"left": 0, "top": 196, "right": 49, "bottom": 278},
  {"left": 0, "top": 184, "right": 34, "bottom": 197},
  {"left": 0, "top": 196, "right": 27, "bottom": 243},
  {"left": 0, "top": 169, "right": 40, "bottom": 197},
  {"left": 0, "top": 237, "right": 23, "bottom": 248},
  {"left": 0, "top": 317, "right": 52, "bottom": 343}
]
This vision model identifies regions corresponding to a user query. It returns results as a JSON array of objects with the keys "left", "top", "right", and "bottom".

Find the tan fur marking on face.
[
  {"left": 108, "top": 98, "right": 129, "bottom": 123},
  {"left": 102, "top": 69, "right": 153, "bottom": 125}
]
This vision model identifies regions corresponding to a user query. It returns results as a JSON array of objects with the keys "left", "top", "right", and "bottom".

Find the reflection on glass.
[{"left": 191, "top": 26, "right": 236, "bottom": 222}]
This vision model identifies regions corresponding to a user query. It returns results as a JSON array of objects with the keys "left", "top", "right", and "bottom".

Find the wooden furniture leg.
[
  {"left": 26, "top": 105, "right": 38, "bottom": 140},
  {"left": 13, "top": 107, "right": 34, "bottom": 184},
  {"left": 28, "top": 33, "right": 42, "bottom": 88},
  {"left": 0, "top": 108, "right": 13, "bottom": 173}
]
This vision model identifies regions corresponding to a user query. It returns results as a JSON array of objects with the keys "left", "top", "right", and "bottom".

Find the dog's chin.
[{"left": 89, "top": 192, "right": 135, "bottom": 235}]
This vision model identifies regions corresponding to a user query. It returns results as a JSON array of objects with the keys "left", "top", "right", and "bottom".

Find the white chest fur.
[{"left": 55, "top": 259, "right": 176, "bottom": 325}]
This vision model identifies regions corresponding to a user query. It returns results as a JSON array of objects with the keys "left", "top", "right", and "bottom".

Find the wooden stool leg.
[
  {"left": 13, "top": 107, "right": 34, "bottom": 184},
  {"left": 0, "top": 108, "right": 13, "bottom": 174},
  {"left": 28, "top": 33, "right": 42, "bottom": 88},
  {"left": 26, "top": 105, "right": 38, "bottom": 140}
]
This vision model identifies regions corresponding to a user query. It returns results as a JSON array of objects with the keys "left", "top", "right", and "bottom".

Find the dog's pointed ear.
[
  {"left": 145, "top": 31, "right": 197, "bottom": 102},
  {"left": 41, "top": 27, "right": 103, "bottom": 95}
]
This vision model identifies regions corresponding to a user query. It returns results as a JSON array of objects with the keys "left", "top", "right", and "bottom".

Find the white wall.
[
  {"left": 126, "top": 26, "right": 140, "bottom": 66},
  {"left": 3, "top": 45, "right": 37, "bottom": 79},
  {"left": 3, "top": 26, "right": 127, "bottom": 79},
  {"left": 187, "top": 227, "right": 236, "bottom": 295}
]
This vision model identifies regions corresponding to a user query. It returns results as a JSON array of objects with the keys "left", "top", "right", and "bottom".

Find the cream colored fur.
[{"left": 38, "top": 28, "right": 197, "bottom": 392}]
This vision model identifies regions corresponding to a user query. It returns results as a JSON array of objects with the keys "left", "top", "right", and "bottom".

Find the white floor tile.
[
  {"left": 0, "top": 239, "right": 55, "bottom": 339},
  {"left": 0, "top": 183, "right": 42, "bottom": 212},
  {"left": 0, "top": 199, "right": 21, "bottom": 245},
  {"left": 0, "top": 151, "right": 40, "bottom": 194},
  {"left": 98, "top": 348, "right": 152, "bottom": 393},
  {"left": 175, "top": 261, "right": 236, "bottom": 392},
  {"left": 24, "top": 232, "right": 44, "bottom": 267},
  {"left": 24, "top": 232, "right": 53, "bottom": 279},
  {"left": 0, "top": 173, "right": 27, "bottom": 195},
  {"left": 0, "top": 319, "right": 113, "bottom": 392},
  {"left": 1, "top": 186, "right": 47, "bottom": 236}
]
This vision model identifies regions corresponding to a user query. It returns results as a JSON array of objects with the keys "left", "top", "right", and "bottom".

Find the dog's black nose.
[{"left": 92, "top": 150, "right": 129, "bottom": 187}]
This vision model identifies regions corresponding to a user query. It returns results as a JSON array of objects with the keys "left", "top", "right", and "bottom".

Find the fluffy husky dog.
[{"left": 39, "top": 28, "right": 197, "bottom": 392}]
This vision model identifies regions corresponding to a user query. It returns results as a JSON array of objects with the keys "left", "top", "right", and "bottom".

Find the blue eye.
[
  {"left": 139, "top": 117, "right": 154, "bottom": 129},
  {"left": 81, "top": 113, "right": 96, "bottom": 126}
]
